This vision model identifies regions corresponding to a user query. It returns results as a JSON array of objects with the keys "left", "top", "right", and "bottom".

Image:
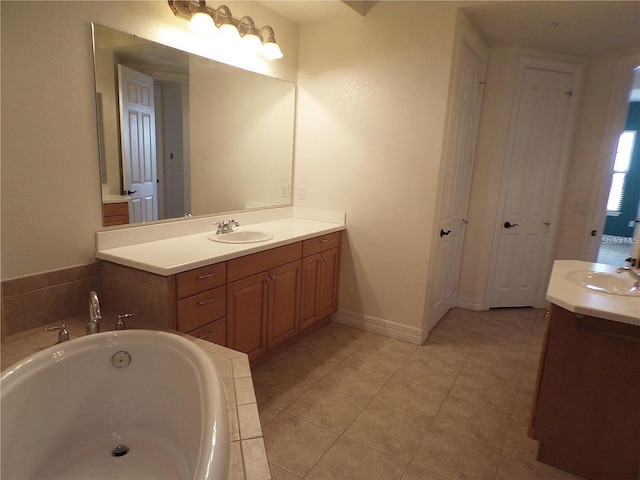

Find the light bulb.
[
  {"left": 242, "top": 32, "right": 263, "bottom": 53},
  {"left": 262, "top": 41, "right": 283, "bottom": 60},
  {"left": 217, "top": 22, "right": 240, "bottom": 45},
  {"left": 189, "top": 12, "right": 216, "bottom": 35}
]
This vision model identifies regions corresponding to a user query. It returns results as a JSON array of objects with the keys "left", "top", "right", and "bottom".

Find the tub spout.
[{"left": 88, "top": 291, "right": 101, "bottom": 335}]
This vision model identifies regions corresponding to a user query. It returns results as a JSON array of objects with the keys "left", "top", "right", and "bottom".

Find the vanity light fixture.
[
  {"left": 188, "top": 0, "right": 215, "bottom": 35},
  {"left": 168, "top": 0, "right": 284, "bottom": 59}
]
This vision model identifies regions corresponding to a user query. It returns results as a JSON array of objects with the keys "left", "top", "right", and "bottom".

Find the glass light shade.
[
  {"left": 217, "top": 22, "right": 240, "bottom": 45},
  {"left": 189, "top": 12, "right": 216, "bottom": 35},
  {"left": 241, "top": 32, "right": 263, "bottom": 53},
  {"left": 262, "top": 41, "right": 283, "bottom": 60}
]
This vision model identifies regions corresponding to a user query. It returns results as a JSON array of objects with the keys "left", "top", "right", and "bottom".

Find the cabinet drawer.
[
  {"left": 177, "top": 286, "right": 226, "bottom": 332},
  {"left": 227, "top": 242, "right": 302, "bottom": 282},
  {"left": 176, "top": 263, "right": 226, "bottom": 299},
  {"left": 302, "top": 232, "right": 341, "bottom": 257},
  {"left": 187, "top": 318, "right": 226, "bottom": 346},
  {"left": 103, "top": 202, "right": 129, "bottom": 217}
]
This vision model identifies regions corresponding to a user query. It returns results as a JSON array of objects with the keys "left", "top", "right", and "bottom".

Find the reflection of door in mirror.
[{"left": 118, "top": 65, "right": 159, "bottom": 223}]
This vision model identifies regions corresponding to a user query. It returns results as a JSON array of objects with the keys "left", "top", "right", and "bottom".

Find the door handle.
[
  {"left": 440, "top": 229, "right": 451, "bottom": 237},
  {"left": 503, "top": 222, "right": 519, "bottom": 229},
  {"left": 125, "top": 190, "right": 137, "bottom": 195}
]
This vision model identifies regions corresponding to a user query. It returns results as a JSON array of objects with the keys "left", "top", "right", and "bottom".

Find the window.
[{"left": 606, "top": 130, "right": 636, "bottom": 214}]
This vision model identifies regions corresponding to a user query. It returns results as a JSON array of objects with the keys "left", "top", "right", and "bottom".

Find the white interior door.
[
  {"left": 490, "top": 59, "right": 581, "bottom": 308},
  {"left": 429, "top": 24, "right": 487, "bottom": 328},
  {"left": 118, "top": 65, "right": 158, "bottom": 223}
]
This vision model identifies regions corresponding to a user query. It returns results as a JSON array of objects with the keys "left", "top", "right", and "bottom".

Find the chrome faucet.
[
  {"left": 214, "top": 219, "right": 240, "bottom": 234},
  {"left": 616, "top": 266, "right": 640, "bottom": 288},
  {"left": 87, "top": 291, "right": 101, "bottom": 335}
]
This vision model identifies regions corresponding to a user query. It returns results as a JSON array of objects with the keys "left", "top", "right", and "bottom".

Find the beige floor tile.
[
  {"left": 318, "top": 362, "right": 390, "bottom": 400},
  {"left": 306, "top": 437, "right": 407, "bottom": 480},
  {"left": 461, "top": 354, "right": 524, "bottom": 386},
  {"left": 341, "top": 345, "right": 412, "bottom": 376},
  {"left": 257, "top": 402, "right": 281, "bottom": 426},
  {"left": 504, "top": 415, "right": 540, "bottom": 457},
  {"left": 373, "top": 377, "right": 446, "bottom": 422},
  {"left": 497, "top": 448, "right": 588, "bottom": 480},
  {"left": 285, "top": 382, "right": 367, "bottom": 433},
  {"left": 262, "top": 413, "right": 338, "bottom": 477},
  {"left": 301, "top": 322, "right": 373, "bottom": 359},
  {"left": 274, "top": 344, "right": 343, "bottom": 380},
  {"left": 269, "top": 463, "right": 301, "bottom": 480},
  {"left": 413, "top": 342, "right": 470, "bottom": 369},
  {"left": 252, "top": 367, "right": 316, "bottom": 410},
  {"left": 433, "top": 395, "right": 510, "bottom": 447},
  {"left": 512, "top": 383, "right": 535, "bottom": 419},
  {"left": 412, "top": 426, "right": 501, "bottom": 480},
  {"left": 401, "top": 464, "right": 449, "bottom": 480},
  {"left": 449, "top": 371, "right": 518, "bottom": 413},
  {"left": 344, "top": 402, "right": 430, "bottom": 461},
  {"left": 394, "top": 354, "right": 463, "bottom": 394}
]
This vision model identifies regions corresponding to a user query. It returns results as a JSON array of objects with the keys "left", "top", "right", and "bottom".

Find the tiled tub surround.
[{"left": 1, "top": 319, "right": 271, "bottom": 480}]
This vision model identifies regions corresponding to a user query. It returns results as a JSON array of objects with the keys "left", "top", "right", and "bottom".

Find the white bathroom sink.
[
  {"left": 566, "top": 270, "right": 640, "bottom": 296},
  {"left": 208, "top": 230, "right": 274, "bottom": 244}
]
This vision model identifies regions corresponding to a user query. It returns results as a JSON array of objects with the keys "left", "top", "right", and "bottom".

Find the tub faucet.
[
  {"left": 616, "top": 266, "right": 640, "bottom": 287},
  {"left": 87, "top": 291, "right": 101, "bottom": 335}
]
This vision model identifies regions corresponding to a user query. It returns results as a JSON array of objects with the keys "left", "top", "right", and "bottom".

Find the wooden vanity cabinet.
[
  {"left": 175, "top": 263, "right": 227, "bottom": 345},
  {"left": 530, "top": 304, "right": 640, "bottom": 480},
  {"left": 173, "top": 232, "right": 342, "bottom": 361},
  {"left": 102, "top": 202, "right": 129, "bottom": 226},
  {"left": 300, "top": 232, "right": 341, "bottom": 331},
  {"left": 227, "top": 243, "right": 302, "bottom": 360}
]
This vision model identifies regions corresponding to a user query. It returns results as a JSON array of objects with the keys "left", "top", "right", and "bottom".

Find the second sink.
[
  {"left": 566, "top": 270, "right": 640, "bottom": 296},
  {"left": 208, "top": 231, "right": 274, "bottom": 244}
]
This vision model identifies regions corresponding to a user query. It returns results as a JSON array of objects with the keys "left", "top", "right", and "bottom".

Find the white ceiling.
[{"left": 263, "top": 1, "right": 640, "bottom": 57}]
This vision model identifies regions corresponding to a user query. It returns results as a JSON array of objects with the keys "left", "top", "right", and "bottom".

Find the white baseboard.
[
  {"left": 455, "top": 295, "right": 486, "bottom": 311},
  {"left": 332, "top": 309, "right": 423, "bottom": 345}
]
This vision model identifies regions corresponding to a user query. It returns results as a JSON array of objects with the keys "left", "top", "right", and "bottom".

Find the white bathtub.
[{"left": 1, "top": 330, "right": 230, "bottom": 480}]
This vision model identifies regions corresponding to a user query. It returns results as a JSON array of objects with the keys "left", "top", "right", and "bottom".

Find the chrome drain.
[
  {"left": 111, "top": 351, "right": 131, "bottom": 368},
  {"left": 112, "top": 444, "right": 130, "bottom": 457}
]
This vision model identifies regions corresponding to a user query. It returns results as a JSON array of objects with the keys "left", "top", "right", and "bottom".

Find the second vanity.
[
  {"left": 96, "top": 207, "right": 346, "bottom": 362},
  {"left": 530, "top": 260, "right": 640, "bottom": 480}
]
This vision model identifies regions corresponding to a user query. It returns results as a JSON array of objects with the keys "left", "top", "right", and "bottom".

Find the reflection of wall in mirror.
[{"left": 189, "top": 56, "right": 295, "bottom": 215}]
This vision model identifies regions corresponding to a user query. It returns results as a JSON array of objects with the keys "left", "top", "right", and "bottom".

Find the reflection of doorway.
[
  {"left": 597, "top": 66, "right": 640, "bottom": 266},
  {"left": 118, "top": 65, "right": 159, "bottom": 223}
]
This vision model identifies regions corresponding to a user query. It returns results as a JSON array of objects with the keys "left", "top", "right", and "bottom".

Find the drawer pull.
[
  {"left": 198, "top": 330, "right": 215, "bottom": 340},
  {"left": 196, "top": 273, "right": 215, "bottom": 280},
  {"left": 197, "top": 297, "right": 215, "bottom": 306},
  {"left": 320, "top": 239, "right": 329, "bottom": 243}
]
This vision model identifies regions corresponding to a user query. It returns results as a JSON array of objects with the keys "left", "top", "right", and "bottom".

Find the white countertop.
[
  {"left": 546, "top": 260, "right": 640, "bottom": 326},
  {"left": 96, "top": 216, "right": 345, "bottom": 276},
  {"left": 102, "top": 193, "right": 131, "bottom": 204}
]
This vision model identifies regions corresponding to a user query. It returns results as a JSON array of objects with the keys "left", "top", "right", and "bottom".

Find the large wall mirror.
[{"left": 92, "top": 23, "right": 295, "bottom": 226}]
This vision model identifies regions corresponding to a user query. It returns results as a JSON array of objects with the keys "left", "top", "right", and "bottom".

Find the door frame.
[{"left": 486, "top": 55, "right": 584, "bottom": 309}]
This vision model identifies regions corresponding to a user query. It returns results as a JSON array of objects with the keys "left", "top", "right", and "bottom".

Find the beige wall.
[
  {"left": 1, "top": 1, "right": 299, "bottom": 280},
  {"left": 293, "top": 2, "right": 459, "bottom": 330}
]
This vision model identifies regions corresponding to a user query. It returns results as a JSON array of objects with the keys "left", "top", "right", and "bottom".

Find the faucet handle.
[
  {"left": 116, "top": 313, "right": 134, "bottom": 330},
  {"left": 45, "top": 324, "right": 70, "bottom": 343}
]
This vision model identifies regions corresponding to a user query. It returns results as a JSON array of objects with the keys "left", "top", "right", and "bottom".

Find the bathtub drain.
[{"left": 112, "top": 445, "right": 130, "bottom": 457}]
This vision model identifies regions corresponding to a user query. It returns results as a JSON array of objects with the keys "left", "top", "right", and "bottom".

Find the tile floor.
[{"left": 252, "top": 307, "right": 587, "bottom": 480}]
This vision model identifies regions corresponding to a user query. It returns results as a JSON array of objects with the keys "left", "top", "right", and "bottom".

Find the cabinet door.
[
  {"left": 227, "top": 272, "right": 269, "bottom": 360},
  {"left": 317, "top": 247, "right": 340, "bottom": 319},
  {"left": 267, "top": 260, "right": 302, "bottom": 350},
  {"left": 300, "top": 247, "right": 340, "bottom": 331}
]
